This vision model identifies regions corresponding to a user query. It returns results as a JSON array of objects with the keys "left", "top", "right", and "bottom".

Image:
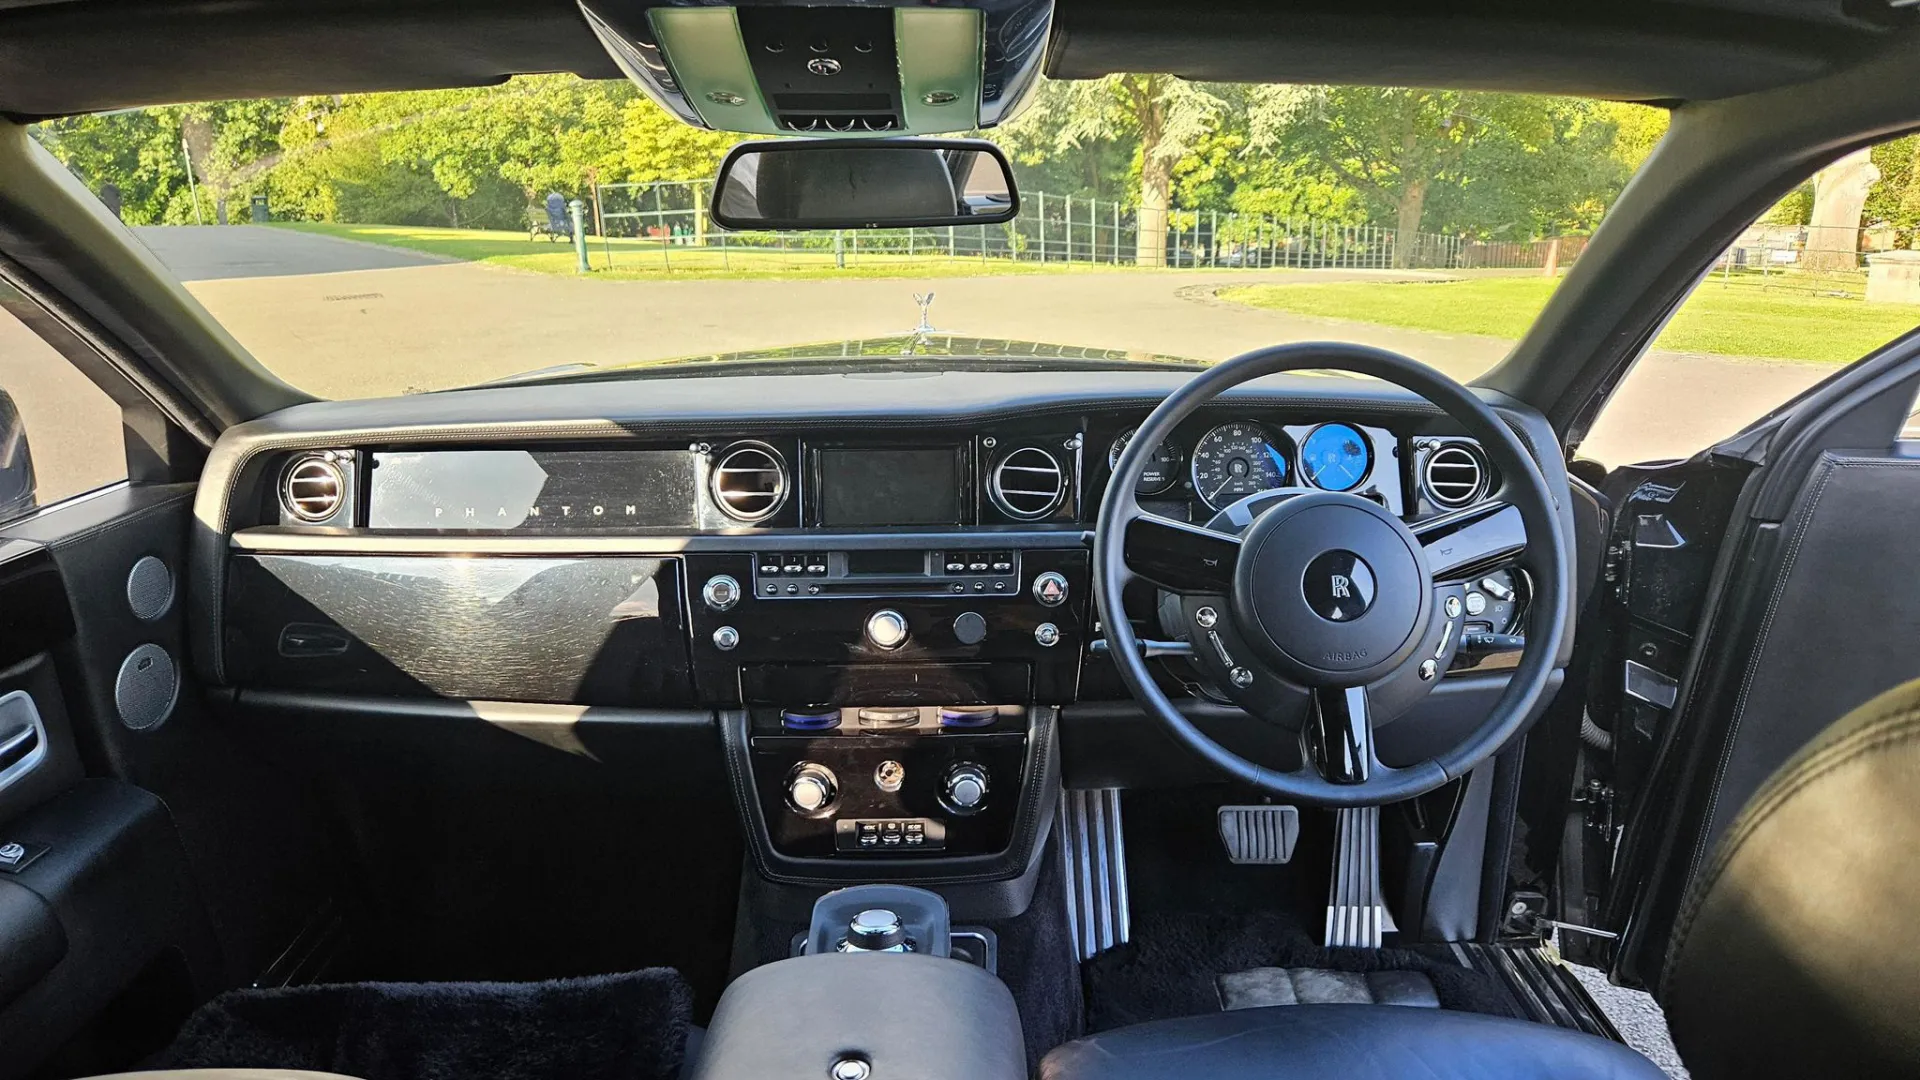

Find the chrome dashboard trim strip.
[{"left": 229, "top": 526, "right": 1090, "bottom": 556}]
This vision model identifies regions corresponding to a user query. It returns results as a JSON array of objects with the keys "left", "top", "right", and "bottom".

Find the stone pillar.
[
  {"left": 1805, "top": 147, "right": 1879, "bottom": 273},
  {"left": 1865, "top": 250, "right": 1920, "bottom": 305}
]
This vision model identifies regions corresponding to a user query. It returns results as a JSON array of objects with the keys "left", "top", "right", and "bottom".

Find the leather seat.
[
  {"left": 1039, "top": 1003, "right": 1666, "bottom": 1079},
  {"left": 1663, "top": 677, "right": 1920, "bottom": 1078}
]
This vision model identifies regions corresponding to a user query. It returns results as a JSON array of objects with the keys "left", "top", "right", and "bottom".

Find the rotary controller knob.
[
  {"left": 944, "top": 763, "right": 989, "bottom": 812},
  {"left": 842, "top": 908, "right": 908, "bottom": 953},
  {"left": 787, "top": 763, "right": 837, "bottom": 815},
  {"left": 866, "top": 608, "right": 909, "bottom": 650}
]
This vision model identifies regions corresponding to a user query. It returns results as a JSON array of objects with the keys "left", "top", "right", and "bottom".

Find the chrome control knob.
[
  {"left": 944, "top": 763, "right": 989, "bottom": 812},
  {"left": 841, "top": 908, "right": 908, "bottom": 953},
  {"left": 787, "top": 763, "right": 837, "bottom": 815},
  {"left": 701, "top": 574, "right": 741, "bottom": 611},
  {"left": 866, "top": 609, "right": 909, "bottom": 650}
]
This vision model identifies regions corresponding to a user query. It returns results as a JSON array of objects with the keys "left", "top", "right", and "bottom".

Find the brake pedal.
[
  {"left": 1217, "top": 805, "right": 1299, "bottom": 864},
  {"left": 1326, "top": 805, "right": 1396, "bottom": 948}
]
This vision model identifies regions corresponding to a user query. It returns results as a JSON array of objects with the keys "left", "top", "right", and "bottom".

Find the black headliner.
[{"left": 0, "top": 0, "right": 1909, "bottom": 119}]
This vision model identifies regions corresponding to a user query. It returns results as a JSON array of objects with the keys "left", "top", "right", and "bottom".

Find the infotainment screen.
[{"left": 816, "top": 448, "right": 964, "bottom": 527}]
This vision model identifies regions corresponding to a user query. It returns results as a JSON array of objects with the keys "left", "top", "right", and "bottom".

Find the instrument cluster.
[{"left": 1105, "top": 417, "right": 1407, "bottom": 520}]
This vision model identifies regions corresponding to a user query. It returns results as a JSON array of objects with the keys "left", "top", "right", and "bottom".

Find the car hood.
[{"left": 476, "top": 335, "right": 1210, "bottom": 387}]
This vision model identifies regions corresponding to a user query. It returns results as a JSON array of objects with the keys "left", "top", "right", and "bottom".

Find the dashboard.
[{"left": 192, "top": 367, "right": 1558, "bottom": 878}]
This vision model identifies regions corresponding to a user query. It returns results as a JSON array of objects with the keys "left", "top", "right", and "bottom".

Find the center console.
[
  {"left": 691, "top": 886, "right": 1027, "bottom": 1080},
  {"left": 687, "top": 544, "right": 1083, "bottom": 883}
]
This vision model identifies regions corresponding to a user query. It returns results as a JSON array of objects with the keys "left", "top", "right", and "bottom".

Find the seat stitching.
[{"left": 1662, "top": 699, "right": 1920, "bottom": 994}]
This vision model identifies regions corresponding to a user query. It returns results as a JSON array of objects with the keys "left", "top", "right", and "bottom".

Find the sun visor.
[{"left": 578, "top": 0, "right": 1052, "bottom": 136}]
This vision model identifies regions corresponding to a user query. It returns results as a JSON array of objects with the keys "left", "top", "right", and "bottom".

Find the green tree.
[
  {"left": 1274, "top": 88, "right": 1630, "bottom": 264},
  {"left": 1007, "top": 76, "right": 1296, "bottom": 265}
]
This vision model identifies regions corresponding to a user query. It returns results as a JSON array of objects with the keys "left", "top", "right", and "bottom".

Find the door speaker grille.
[
  {"left": 115, "top": 643, "right": 178, "bottom": 731},
  {"left": 127, "top": 555, "right": 174, "bottom": 621}
]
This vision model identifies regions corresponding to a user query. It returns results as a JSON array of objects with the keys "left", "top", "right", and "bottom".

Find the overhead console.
[{"left": 578, "top": 0, "right": 1053, "bottom": 136}]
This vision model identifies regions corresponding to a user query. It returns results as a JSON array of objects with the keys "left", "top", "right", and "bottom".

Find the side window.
[
  {"left": 0, "top": 304, "right": 128, "bottom": 523},
  {"left": 1584, "top": 135, "right": 1920, "bottom": 466}
]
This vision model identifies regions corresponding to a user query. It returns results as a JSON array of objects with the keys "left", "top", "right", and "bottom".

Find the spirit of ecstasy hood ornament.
[{"left": 903, "top": 292, "right": 940, "bottom": 353}]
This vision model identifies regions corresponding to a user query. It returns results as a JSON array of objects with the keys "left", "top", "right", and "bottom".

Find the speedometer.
[
  {"left": 1191, "top": 422, "right": 1289, "bottom": 510},
  {"left": 1108, "top": 428, "right": 1182, "bottom": 495},
  {"left": 1299, "top": 423, "right": 1372, "bottom": 492}
]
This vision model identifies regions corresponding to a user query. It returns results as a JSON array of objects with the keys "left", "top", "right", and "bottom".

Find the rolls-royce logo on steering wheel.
[{"left": 1303, "top": 550, "right": 1376, "bottom": 622}]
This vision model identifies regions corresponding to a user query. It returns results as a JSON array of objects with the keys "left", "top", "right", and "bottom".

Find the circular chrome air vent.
[
  {"left": 281, "top": 455, "right": 345, "bottom": 522},
  {"left": 990, "top": 446, "right": 1066, "bottom": 519},
  {"left": 710, "top": 442, "right": 789, "bottom": 522},
  {"left": 1423, "top": 443, "right": 1488, "bottom": 508}
]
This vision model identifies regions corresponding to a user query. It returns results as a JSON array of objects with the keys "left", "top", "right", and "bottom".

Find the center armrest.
[{"left": 689, "top": 952, "right": 1025, "bottom": 1080}]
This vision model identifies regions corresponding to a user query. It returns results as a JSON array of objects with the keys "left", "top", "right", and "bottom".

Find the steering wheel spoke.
[
  {"left": 1306, "top": 684, "right": 1379, "bottom": 784},
  {"left": 1122, "top": 509, "right": 1241, "bottom": 594},
  {"left": 1412, "top": 498, "right": 1526, "bottom": 583}
]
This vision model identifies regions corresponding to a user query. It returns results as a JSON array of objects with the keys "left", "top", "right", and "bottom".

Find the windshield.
[
  {"left": 29, "top": 76, "right": 1676, "bottom": 397},
  {"left": 11, "top": 78, "right": 1697, "bottom": 395}
]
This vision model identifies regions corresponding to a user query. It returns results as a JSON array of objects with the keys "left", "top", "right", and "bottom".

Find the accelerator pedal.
[{"left": 1217, "top": 805, "right": 1300, "bottom": 864}]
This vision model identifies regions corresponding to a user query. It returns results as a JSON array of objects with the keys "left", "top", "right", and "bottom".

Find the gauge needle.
[{"left": 1210, "top": 475, "right": 1236, "bottom": 503}]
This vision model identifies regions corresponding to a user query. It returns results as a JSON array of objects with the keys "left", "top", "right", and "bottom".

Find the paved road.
[
  {"left": 0, "top": 225, "right": 1842, "bottom": 509},
  {"left": 129, "top": 225, "right": 451, "bottom": 280}
]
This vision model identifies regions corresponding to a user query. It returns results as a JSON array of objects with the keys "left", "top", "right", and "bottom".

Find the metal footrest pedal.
[
  {"left": 1217, "top": 804, "right": 1300, "bottom": 864},
  {"left": 1059, "top": 787, "right": 1131, "bottom": 961},
  {"left": 1326, "top": 804, "right": 1396, "bottom": 948}
]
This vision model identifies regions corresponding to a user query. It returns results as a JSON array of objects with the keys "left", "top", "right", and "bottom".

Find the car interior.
[{"left": 3, "top": 1, "right": 1920, "bottom": 1078}]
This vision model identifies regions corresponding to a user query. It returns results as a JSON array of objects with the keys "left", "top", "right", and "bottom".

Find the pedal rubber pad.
[{"left": 1217, "top": 805, "right": 1299, "bottom": 864}]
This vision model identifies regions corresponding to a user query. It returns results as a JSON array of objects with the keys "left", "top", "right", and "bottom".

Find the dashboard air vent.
[
  {"left": 991, "top": 446, "right": 1066, "bottom": 519},
  {"left": 711, "top": 442, "right": 789, "bottom": 522},
  {"left": 281, "top": 455, "right": 345, "bottom": 522},
  {"left": 1423, "top": 443, "right": 1488, "bottom": 509}
]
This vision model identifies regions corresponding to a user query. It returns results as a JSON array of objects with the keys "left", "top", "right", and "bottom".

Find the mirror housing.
[{"left": 710, "top": 138, "right": 1018, "bottom": 231}]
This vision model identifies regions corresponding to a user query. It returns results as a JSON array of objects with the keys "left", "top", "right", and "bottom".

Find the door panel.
[
  {"left": 1579, "top": 333, "right": 1920, "bottom": 991},
  {"left": 0, "top": 484, "right": 346, "bottom": 1077}
]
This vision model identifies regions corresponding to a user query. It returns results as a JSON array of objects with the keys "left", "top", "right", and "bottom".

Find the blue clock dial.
[{"left": 1299, "top": 423, "right": 1372, "bottom": 492}]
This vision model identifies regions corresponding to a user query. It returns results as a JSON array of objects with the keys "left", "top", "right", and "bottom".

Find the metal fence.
[
  {"left": 584, "top": 179, "right": 1570, "bottom": 274},
  {"left": 1705, "top": 223, "right": 1903, "bottom": 300}
]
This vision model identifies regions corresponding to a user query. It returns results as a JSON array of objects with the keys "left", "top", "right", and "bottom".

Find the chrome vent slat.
[
  {"left": 991, "top": 446, "right": 1066, "bottom": 519},
  {"left": 711, "top": 442, "right": 789, "bottom": 522},
  {"left": 1423, "top": 444, "right": 1488, "bottom": 508},
  {"left": 281, "top": 457, "right": 344, "bottom": 522}
]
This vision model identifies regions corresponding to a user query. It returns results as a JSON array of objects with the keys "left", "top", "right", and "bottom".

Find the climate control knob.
[
  {"left": 944, "top": 763, "right": 989, "bottom": 812},
  {"left": 866, "top": 609, "right": 910, "bottom": 650},
  {"left": 787, "top": 764, "right": 838, "bottom": 815}
]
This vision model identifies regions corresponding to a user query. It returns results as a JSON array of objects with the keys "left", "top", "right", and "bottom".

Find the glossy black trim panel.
[
  {"left": 721, "top": 706, "right": 1061, "bottom": 887},
  {"left": 224, "top": 553, "right": 692, "bottom": 705}
]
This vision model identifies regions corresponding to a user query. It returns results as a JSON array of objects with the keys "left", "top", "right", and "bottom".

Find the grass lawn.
[
  {"left": 274, "top": 221, "right": 1129, "bottom": 282},
  {"left": 1219, "top": 275, "right": 1920, "bottom": 363}
]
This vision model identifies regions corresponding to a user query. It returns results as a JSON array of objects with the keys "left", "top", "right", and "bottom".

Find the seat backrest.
[{"left": 1663, "top": 677, "right": 1920, "bottom": 1079}]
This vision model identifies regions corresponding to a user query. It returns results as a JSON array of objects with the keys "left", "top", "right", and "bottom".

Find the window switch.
[{"left": 0, "top": 840, "right": 47, "bottom": 874}]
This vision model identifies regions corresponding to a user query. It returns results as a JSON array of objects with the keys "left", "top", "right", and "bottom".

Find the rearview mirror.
[{"left": 710, "top": 138, "right": 1018, "bottom": 231}]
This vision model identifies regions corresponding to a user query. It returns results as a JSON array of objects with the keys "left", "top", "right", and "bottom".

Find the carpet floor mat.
[
  {"left": 152, "top": 969, "right": 693, "bottom": 1080},
  {"left": 1083, "top": 910, "right": 1521, "bottom": 1031}
]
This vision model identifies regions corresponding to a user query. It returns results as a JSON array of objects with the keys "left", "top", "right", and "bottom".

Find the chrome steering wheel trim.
[{"left": 1094, "top": 342, "right": 1571, "bottom": 806}]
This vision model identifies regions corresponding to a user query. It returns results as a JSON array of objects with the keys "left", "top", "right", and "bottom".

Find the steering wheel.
[{"left": 1095, "top": 342, "right": 1570, "bottom": 806}]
